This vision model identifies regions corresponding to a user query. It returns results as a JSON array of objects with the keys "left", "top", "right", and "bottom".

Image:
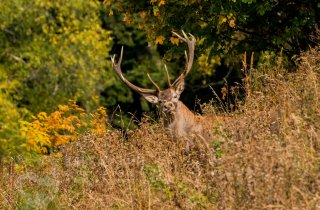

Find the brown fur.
[{"left": 161, "top": 99, "right": 229, "bottom": 139}]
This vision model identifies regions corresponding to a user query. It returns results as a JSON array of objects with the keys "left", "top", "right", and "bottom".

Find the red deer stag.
[{"left": 111, "top": 31, "right": 228, "bottom": 139}]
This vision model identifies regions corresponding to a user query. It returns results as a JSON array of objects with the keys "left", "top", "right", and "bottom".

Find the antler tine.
[
  {"left": 171, "top": 30, "right": 196, "bottom": 87},
  {"left": 184, "top": 50, "right": 189, "bottom": 64},
  {"left": 147, "top": 73, "right": 161, "bottom": 92},
  {"left": 172, "top": 30, "right": 186, "bottom": 42},
  {"left": 117, "top": 46, "right": 124, "bottom": 65},
  {"left": 164, "top": 64, "right": 172, "bottom": 87},
  {"left": 188, "top": 32, "right": 195, "bottom": 41},
  {"left": 111, "top": 46, "right": 157, "bottom": 95}
]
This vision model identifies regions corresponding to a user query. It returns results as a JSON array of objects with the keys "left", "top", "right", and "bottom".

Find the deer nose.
[{"left": 164, "top": 102, "right": 175, "bottom": 111}]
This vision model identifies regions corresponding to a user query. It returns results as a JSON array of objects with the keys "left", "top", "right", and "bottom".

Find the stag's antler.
[
  {"left": 164, "top": 64, "right": 172, "bottom": 87},
  {"left": 111, "top": 46, "right": 158, "bottom": 95},
  {"left": 111, "top": 31, "right": 195, "bottom": 94},
  {"left": 171, "top": 30, "right": 196, "bottom": 87}
]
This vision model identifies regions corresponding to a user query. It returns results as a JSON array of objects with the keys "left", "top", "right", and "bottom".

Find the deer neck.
[{"left": 162, "top": 101, "right": 196, "bottom": 137}]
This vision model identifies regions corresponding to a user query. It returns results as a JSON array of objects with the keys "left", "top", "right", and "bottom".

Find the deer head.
[{"left": 111, "top": 31, "right": 196, "bottom": 115}]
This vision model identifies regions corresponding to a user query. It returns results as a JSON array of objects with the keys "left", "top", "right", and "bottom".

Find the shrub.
[{"left": 20, "top": 100, "right": 108, "bottom": 154}]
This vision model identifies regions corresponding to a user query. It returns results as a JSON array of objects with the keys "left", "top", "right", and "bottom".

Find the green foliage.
[
  {"left": 0, "top": 93, "right": 25, "bottom": 158},
  {"left": 105, "top": 0, "right": 319, "bottom": 79},
  {"left": 212, "top": 140, "right": 223, "bottom": 158},
  {"left": 174, "top": 180, "right": 212, "bottom": 209},
  {"left": 0, "top": 0, "right": 111, "bottom": 159},
  {"left": 0, "top": 0, "right": 112, "bottom": 113},
  {"left": 143, "top": 164, "right": 168, "bottom": 193}
]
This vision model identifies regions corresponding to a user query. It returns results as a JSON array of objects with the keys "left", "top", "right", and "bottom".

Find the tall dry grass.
[{"left": 0, "top": 46, "right": 319, "bottom": 209}]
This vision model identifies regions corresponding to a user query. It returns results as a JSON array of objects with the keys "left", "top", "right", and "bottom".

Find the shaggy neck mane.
[{"left": 162, "top": 101, "right": 197, "bottom": 128}]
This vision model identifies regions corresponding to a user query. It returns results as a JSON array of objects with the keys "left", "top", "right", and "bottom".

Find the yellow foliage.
[
  {"left": 155, "top": 35, "right": 165, "bottom": 45},
  {"left": 170, "top": 37, "right": 180, "bottom": 46},
  {"left": 221, "top": 86, "right": 228, "bottom": 100},
  {"left": 139, "top": 11, "right": 148, "bottom": 19},
  {"left": 90, "top": 107, "right": 107, "bottom": 135},
  {"left": 158, "top": 0, "right": 166, "bottom": 6},
  {"left": 229, "top": 18, "right": 236, "bottom": 28},
  {"left": 103, "top": 0, "right": 112, "bottom": 6},
  {"left": 21, "top": 100, "right": 108, "bottom": 153},
  {"left": 58, "top": 105, "right": 70, "bottom": 112},
  {"left": 150, "top": 0, "right": 165, "bottom": 7},
  {"left": 197, "top": 52, "right": 221, "bottom": 76},
  {"left": 153, "top": 7, "right": 160, "bottom": 17},
  {"left": 123, "top": 11, "right": 133, "bottom": 24}
]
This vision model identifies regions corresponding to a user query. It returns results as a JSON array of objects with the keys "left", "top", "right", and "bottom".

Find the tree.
[
  {"left": 0, "top": 0, "right": 112, "bottom": 158},
  {"left": 0, "top": 0, "right": 112, "bottom": 113},
  {"left": 102, "top": 0, "right": 319, "bottom": 113},
  {"left": 106, "top": 0, "right": 319, "bottom": 76}
]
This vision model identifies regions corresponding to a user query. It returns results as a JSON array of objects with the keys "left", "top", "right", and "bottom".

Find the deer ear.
[
  {"left": 142, "top": 94, "right": 159, "bottom": 104},
  {"left": 174, "top": 81, "right": 185, "bottom": 96}
]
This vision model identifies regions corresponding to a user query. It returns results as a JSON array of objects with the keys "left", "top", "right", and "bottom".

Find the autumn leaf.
[
  {"left": 139, "top": 11, "right": 147, "bottom": 19},
  {"left": 123, "top": 12, "right": 133, "bottom": 24},
  {"left": 153, "top": 6, "right": 160, "bottom": 17},
  {"left": 22, "top": 101, "right": 108, "bottom": 153},
  {"left": 229, "top": 19, "right": 236, "bottom": 28},
  {"left": 37, "top": 112, "right": 48, "bottom": 120},
  {"left": 155, "top": 35, "right": 165, "bottom": 45},
  {"left": 221, "top": 86, "right": 228, "bottom": 100},
  {"left": 170, "top": 37, "right": 180, "bottom": 45},
  {"left": 58, "top": 105, "right": 70, "bottom": 112},
  {"left": 103, "top": 0, "right": 112, "bottom": 6},
  {"left": 158, "top": 0, "right": 165, "bottom": 6}
]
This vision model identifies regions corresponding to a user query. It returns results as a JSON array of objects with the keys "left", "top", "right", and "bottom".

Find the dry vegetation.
[{"left": 1, "top": 46, "right": 320, "bottom": 209}]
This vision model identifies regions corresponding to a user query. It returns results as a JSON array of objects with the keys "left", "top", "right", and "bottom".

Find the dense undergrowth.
[{"left": 1, "top": 46, "right": 319, "bottom": 209}]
